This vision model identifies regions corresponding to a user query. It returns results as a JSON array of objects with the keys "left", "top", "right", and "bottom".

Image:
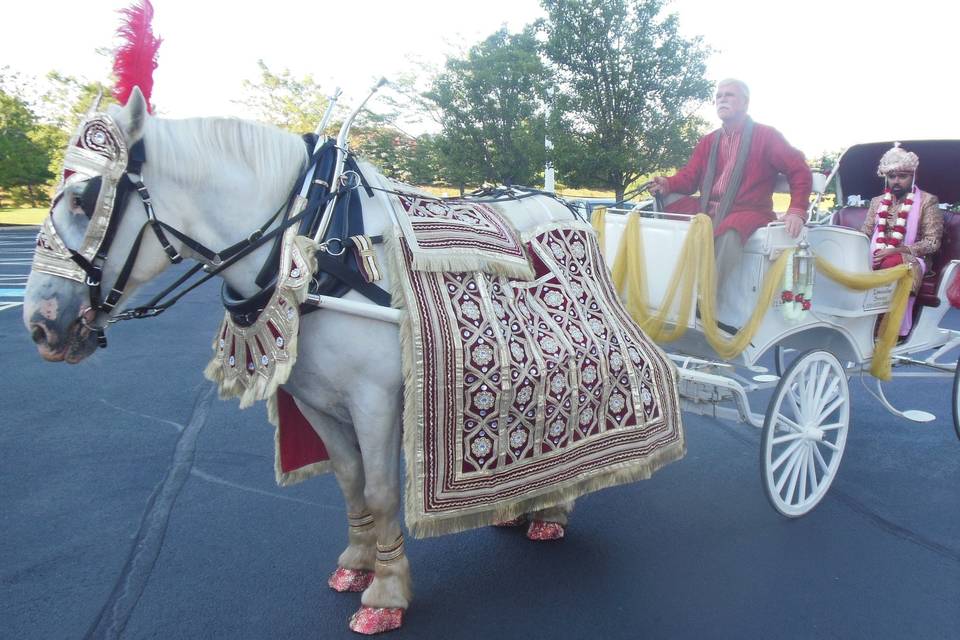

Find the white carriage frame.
[{"left": 600, "top": 207, "right": 960, "bottom": 516}]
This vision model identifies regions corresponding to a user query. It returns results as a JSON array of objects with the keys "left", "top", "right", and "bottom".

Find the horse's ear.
[{"left": 120, "top": 86, "right": 148, "bottom": 141}]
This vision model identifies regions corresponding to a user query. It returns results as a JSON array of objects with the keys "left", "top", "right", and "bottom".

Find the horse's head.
[{"left": 23, "top": 87, "right": 164, "bottom": 363}]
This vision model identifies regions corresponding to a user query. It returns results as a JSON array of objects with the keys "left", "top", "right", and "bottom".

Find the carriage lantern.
[{"left": 793, "top": 239, "right": 815, "bottom": 294}]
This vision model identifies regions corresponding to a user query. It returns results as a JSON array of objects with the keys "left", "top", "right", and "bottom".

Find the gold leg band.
[{"left": 376, "top": 534, "right": 405, "bottom": 564}]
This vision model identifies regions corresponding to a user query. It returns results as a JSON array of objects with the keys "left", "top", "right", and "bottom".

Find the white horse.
[{"left": 23, "top": 88, "right": 575, "bottom": 634}]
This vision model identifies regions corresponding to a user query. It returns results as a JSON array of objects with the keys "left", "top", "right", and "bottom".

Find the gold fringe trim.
[
  {"left": 408, "top": 439, "right": 686, "bottom": 539},
  {"left": 409, "top": 252, "right": 534, "bottom": 281},
  {"left": 203, "top": 233, "right": 318, "bottom": 409}
]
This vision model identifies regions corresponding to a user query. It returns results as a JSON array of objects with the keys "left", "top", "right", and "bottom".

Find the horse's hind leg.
[
  {"left": 293, "top": 398, "right": 376, "bottom": 593},
  {"left": 349, "top": 402, "right": 411, "bottom": 634}
]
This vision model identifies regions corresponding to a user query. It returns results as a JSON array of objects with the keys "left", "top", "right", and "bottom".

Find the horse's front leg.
[
  {"left": 348, "top": 400, "right": 411, "bottom": 635},
  {"left": 293, "top": 398, "right": 376, "bottom": 593}
]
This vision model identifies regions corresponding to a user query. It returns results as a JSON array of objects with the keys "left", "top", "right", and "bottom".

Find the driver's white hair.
[
  {"left": 717, "top": 78, "right": 750, "bottom": 100},
  {"left": 144, "top": 117, "right": 308, "bottom": 193}
]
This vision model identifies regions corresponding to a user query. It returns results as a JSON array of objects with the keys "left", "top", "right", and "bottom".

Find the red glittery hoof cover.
[
  {"left": 328, "top": 567, "right": 375, "bottom": 592},
  {"left": 526, "top": 520, "right": 565, "bottom": 541},
  {"left": 348, "top": 606, "right": 405, "bottom": 634},
  {"left": 492, "top": 516, "right": 527, "bottom": 527}
]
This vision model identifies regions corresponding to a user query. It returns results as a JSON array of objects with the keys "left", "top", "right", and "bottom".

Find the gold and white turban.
[{"left": 877, "top": 143, "right": 919, "bottom": 176}]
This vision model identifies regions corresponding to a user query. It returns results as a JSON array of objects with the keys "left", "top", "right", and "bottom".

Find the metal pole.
[{"left": 313, "top": 78, "right": 389, "bottom": 243}]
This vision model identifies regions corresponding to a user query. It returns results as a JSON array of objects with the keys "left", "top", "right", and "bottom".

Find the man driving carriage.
[
  {"left": 648, "top": 78, "right": 812, "bottom": 284},
  {"left": 860, "top": 144, "right": 943, "bottom": 334}
]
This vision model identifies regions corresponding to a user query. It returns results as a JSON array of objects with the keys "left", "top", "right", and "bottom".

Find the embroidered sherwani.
[
  {"left": 860, "top": 190, "right": 943, "bottom": 292},
  {"left": 662, "top": 121, "right": 812, "bottom": 243}
]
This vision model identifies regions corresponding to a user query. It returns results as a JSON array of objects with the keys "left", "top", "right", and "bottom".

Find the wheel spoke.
[
  {"left": 817, "top": 395, "right": 846, "bottom": 425},
  {"left": 812, "top": 362, "right": 831, "bottom": 414},
  {"left": 813, "top": 376, "right": 841, "bottom": 420},
  {"left": 772, "top": 432, "right": 805, "bottom": 445},
  {"left": 819, "top": 439, "right": 841, "bottom": 452},
  {"left": 812, "top": 441, "right": 830, "bottom": 473},
  {"left": 786, "top": 385, "right": 804, "bottom": 423},
  {"left": 784, "top": 448, "right": 804, "bottom": 503},
  {"left": 775, "top": 445, "right": 803, "bottom": 493},
  {"left": 803, "top": 363, "right": 820, "bottom": 415},
  {"left": 806, "top": 446, "right": 820, "bottom": 494},
  {"left": 771, "top": 438, "right": 805, "bottom": 472},
  {"left": 797, "top": 445, "right": 810, "bottom": 503},
  {"left": 818, "top": 421, "right": 846, "bottom": 432},
  {"left": 776, "top": 413, "right": 803, "bottom": 432}
]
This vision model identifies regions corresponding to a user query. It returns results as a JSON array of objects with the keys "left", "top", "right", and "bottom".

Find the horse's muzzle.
[{"left": 28, "top": 315, "right": 99, "bottom": 363}]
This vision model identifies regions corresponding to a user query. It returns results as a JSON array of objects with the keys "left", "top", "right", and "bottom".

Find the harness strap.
[
  {"left": 311, "top": 253, "right": 391, "bottom": 307},
  {"left": 111, "top": 189, "right": 338, "bottom": 321}
]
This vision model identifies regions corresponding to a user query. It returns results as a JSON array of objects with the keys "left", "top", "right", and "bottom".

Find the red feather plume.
[{"left": 112, "top": 0, "right": 162, "bottom": 113}]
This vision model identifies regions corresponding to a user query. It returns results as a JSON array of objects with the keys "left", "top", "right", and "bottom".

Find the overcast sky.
[{"left": 3, "top": 0, "right": 958, "bottom": 157}]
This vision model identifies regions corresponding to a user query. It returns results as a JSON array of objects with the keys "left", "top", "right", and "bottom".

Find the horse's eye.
[
  {"left": 69, "top": 193, "right": 87, "bottom": 216},
  {"left": 70, "top": 177, "right": 102, "bottom": 218}
]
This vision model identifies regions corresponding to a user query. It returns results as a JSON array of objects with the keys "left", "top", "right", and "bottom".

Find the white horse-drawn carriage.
[
  {"left": 20, "top": 45, "right": 960, "bottom": 630},
  {"left": 597, "top": 138, "right": 960, "bottom": 517}
]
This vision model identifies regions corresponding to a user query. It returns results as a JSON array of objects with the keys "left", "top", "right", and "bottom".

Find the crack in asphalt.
[
  {"left": 83, "top": 383, "right": 215, "bottom": 640},
  {"left": 98, "top": 399, "right": 185, "bottom": 433},
  {"left": 713, "top": 420, "right": 960, "bottom": 563},
  {"left": 190, "top": 468, "right": 341, "bottom": 510}
]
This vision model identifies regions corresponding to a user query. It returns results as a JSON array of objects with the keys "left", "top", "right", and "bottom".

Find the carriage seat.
[{"left": 831, "top": 206, "right": 960, "bottom": 307}]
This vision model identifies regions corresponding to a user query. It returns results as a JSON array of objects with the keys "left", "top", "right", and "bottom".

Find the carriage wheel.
[
  {"left": 952, "top": 364, "right": 960, "bottom": 442},
  {"left": 761, "top": 349, "right": 850, "bottom": 517}
]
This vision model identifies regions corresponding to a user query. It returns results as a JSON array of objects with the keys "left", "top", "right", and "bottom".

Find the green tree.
[
  {"left": 36, "top": 72, "right": 116, "bottom": 188},
  {"left": 237, "top": 60, "right": 335, "bottom": 134},
  {"left": 424, "top": 28, "right": 550, "bottom": 191},
  {"left": 239, "top": 61, "right": 424, "bottom": 182},
  {"left": 0, "top": 90, "right": 53, "bottom": 207},
  {"left": 541, "top": 0, "right": 712, "bottom": 202}
]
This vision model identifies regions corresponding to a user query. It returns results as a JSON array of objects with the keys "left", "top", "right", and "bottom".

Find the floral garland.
[
  {"left": 780, "top": 252, "right": 813, "bottom": 322},
  {"left": 874, "top": 188, "right": 914, "bottom": 250}
]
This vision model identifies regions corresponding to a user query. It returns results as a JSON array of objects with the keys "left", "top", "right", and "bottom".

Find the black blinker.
[{"left": 79, "top": 176, "right": 103, "bottom": 218}]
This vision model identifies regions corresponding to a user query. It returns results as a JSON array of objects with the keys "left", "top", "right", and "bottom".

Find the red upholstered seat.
[
  {"left": 832, "top": 206, "right": 868, "bottom": 230},
  {"left": 832, "top": 206, "right": 959, "bottom": 308},
  {"left": 920, "top": 211, "right": 960, "bottom": 307}
]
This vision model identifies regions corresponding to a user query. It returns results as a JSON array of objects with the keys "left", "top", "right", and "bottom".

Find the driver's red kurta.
[{"left": 663, "top": 122, "right": 812, "bottom": 243}]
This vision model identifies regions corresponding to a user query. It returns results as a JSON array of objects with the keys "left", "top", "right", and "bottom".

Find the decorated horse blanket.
[{"left": 388, "top": 194, "right": 685, "bottom": 538}]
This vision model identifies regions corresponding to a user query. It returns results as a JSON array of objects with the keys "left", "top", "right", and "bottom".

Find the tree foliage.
[
  {"left": 0, "top": 89, "right": 53, "bottom": 207},
  {"left": 238, "top": 61, "right": 430, "bottom": 182},
  {"left": 540, "top": 0, "right": 712, "bottom": 201},
  {"left": 424, "top": 28, "right": 550, "bottom": 190},
  {"left": 238, "top": 60, "right": 335, "bottom": 135}
]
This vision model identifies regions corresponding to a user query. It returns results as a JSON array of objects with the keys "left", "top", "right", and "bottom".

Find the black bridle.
[{"left": 64, "top": 138, "right": 328, "bottom": 348}]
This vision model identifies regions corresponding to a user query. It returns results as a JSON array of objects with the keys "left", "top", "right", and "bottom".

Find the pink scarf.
[{"left": 870, "top": 186, "right": 925, "bottom": 335}]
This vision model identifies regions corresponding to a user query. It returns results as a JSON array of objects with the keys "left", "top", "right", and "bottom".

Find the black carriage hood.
[{"left": 837, "top": 140, "right": 960, "bottom": 205}]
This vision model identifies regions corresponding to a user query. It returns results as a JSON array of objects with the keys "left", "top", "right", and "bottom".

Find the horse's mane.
[{"left": 144, "top": 116, "right": 307, "bottom": 195}]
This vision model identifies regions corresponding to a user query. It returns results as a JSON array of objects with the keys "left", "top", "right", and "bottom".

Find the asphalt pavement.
[{"left": 2, "top": 225, "right": 958, "bottom": 639}]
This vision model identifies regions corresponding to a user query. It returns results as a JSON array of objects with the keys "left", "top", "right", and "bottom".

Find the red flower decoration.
[
  {"left": 794, "top": 294, "right": 805, "bottom": 303},
  {"left": 781, "top": 291, "right": 794, "bottom": 302},
  {"left": 802, "top": 300, "right": 812, "bottom": 311}
]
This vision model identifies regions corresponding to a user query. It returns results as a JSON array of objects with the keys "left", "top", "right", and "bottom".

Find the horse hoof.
[
  {"left": 492, "top": 516, "right": 526, "bottom": 527},
  {"left": 348, "top": 606, "right": 404, "bottom": 634},
  {"left": 526, "top": 520, "right": 565, "bottom": 541},
  {"left": 328, "top": 567, "right": 374, "bottom": 593}
]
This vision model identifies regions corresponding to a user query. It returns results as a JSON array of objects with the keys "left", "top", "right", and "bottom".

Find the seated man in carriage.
[
  {"left": 860, "top": 144, "right": 943, "bottom": 334},
  {"left": 648, "top": 78, "right": 811, "bottom": 286}
]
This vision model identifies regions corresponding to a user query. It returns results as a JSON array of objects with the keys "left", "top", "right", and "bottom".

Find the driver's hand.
[
  {"left": 784, "top": 212, "right": 805, "bottom": 237},
  {"left": 648, "top": 176, "right": 669, "bottom": 195}
]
